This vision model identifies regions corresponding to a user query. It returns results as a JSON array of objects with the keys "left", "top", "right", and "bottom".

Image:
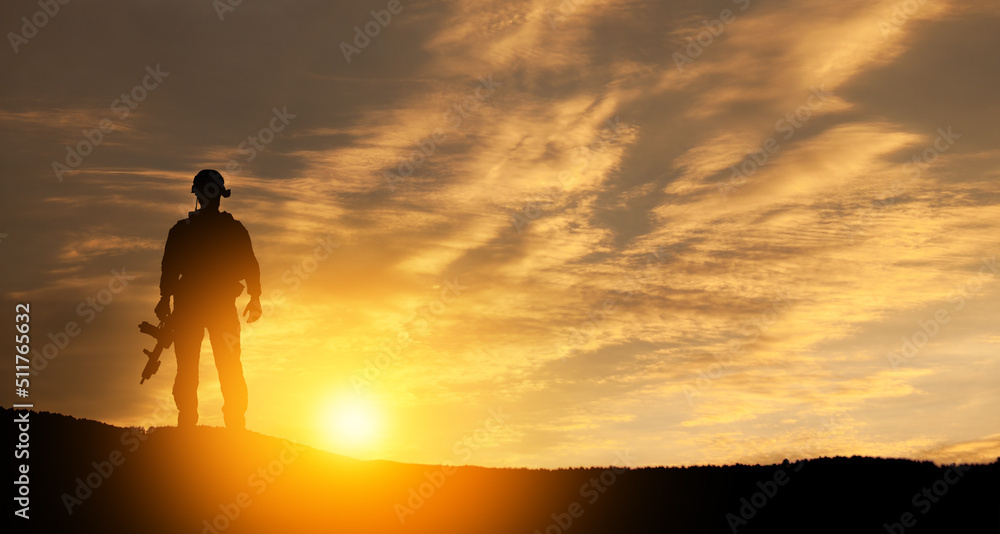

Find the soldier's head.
[{"left": 191, "top": 169, "right": 231, "bottom": 211}]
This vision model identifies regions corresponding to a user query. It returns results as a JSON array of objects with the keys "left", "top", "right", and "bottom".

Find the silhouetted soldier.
[{"left": 155, "top": 169, "right": 262, "bottom": 430}]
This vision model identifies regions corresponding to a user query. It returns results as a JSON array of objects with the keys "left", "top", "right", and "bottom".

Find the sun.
[{"left": 321, "top": 395, "right": 381, "bottom": 452}]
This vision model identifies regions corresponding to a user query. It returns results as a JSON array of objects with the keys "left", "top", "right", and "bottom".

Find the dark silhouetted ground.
[{"left": 5, "top": 407, "right": 997, "bottom": 533}]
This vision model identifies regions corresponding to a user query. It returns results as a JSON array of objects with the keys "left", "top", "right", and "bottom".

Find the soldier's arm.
[
  {"left": 159, "top": 225, "right": 181, "bottom": 298},
  {"left": 156, "top": 224, "right": 181, "bottom": 319},
  {"left": 238, "top": 222, "right": 261, "bottom": 299}
]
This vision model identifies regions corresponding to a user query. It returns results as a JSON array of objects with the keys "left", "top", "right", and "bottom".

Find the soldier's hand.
[
  {"left": 154, "top": 297, "right": 171, "bottom": 321},
  {"left": 243, "top": 296, "right": 262, "bottom": 323}
]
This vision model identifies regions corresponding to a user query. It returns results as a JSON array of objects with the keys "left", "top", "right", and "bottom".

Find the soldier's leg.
[
  {"left": 172, "top": 320, "right": 204, "bottom": 428},
  {"left": 208, "top": 306, "right": 247, "bottom": 430}
]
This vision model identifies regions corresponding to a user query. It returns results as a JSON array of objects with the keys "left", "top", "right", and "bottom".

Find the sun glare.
[{"left": 321, "top": 395, "right": 381, "bottom": 453}]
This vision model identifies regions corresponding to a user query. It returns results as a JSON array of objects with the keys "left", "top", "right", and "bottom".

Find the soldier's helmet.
[{"left": 191, "top": 169, "right": 231, "bottom": 200}]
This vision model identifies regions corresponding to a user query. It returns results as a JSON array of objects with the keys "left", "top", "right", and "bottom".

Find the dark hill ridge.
[{"left": 5, "top": 407, "right": 998, "bottom": 533}]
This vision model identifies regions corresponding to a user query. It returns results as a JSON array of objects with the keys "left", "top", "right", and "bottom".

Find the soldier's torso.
[{"left": 170, "top": 211, "right": 247, "bottom": 303}]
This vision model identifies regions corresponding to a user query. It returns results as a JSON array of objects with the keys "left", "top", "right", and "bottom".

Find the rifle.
[{"left": 137, "top": 315, "right": 175, "bottom": 385}]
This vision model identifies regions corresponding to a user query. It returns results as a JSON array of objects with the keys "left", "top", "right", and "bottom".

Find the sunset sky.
[{"left": 2, "top": 0, "right": 999, "bottom": 469}]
